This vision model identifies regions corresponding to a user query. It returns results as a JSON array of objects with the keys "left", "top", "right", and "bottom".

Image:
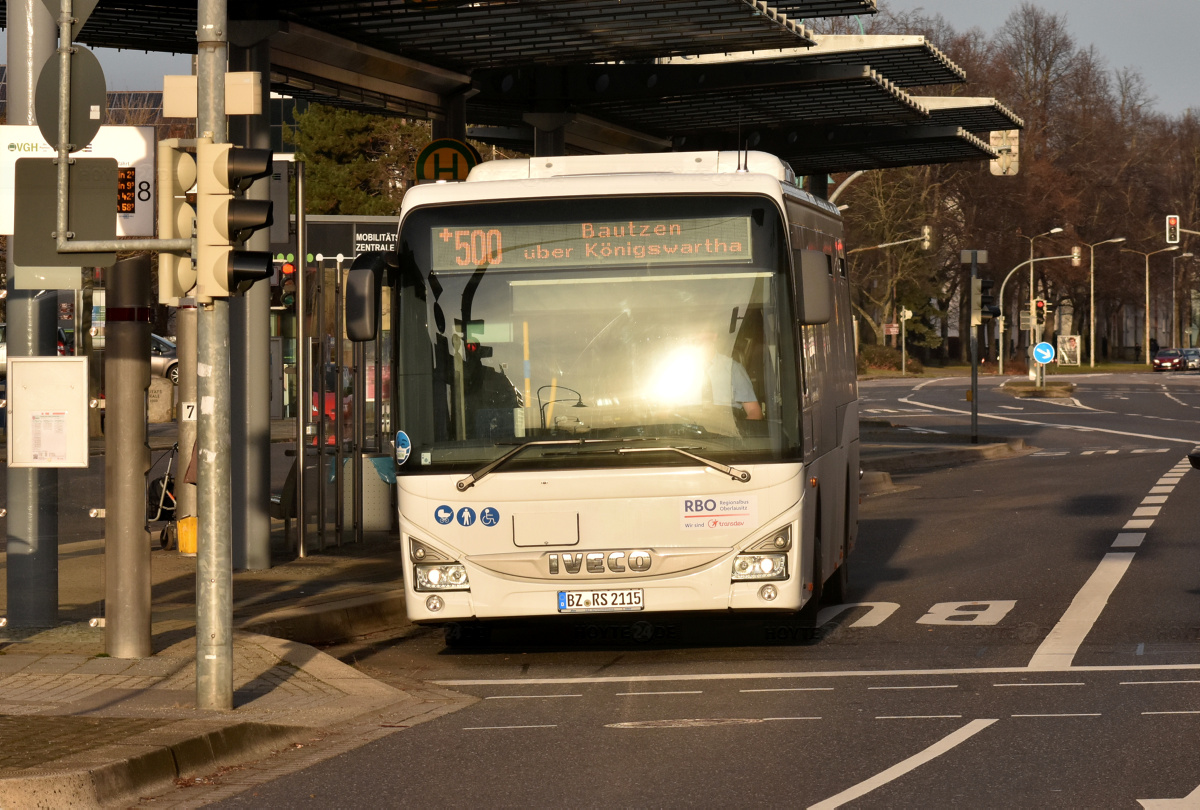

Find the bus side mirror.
[
  {"left": 797, "top": 249, "right": 832, "bottom": 325},
  {"left": 345, "top": 252, "right": 387, "bottom": 342}
]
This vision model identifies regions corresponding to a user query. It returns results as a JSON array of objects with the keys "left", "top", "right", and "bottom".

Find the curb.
[
  {"left": 237, "top": 592, "right": 410, "bottom": 646},
  {"left": 0, "top": 721, "right": 308, "bottom": 809}
]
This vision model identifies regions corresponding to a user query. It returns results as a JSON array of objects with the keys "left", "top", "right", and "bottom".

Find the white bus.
[{"left": 346, "top": 150, "right": 859, "bottom": 628}]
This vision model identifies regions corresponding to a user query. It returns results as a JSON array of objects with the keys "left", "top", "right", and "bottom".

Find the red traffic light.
[{"left": 281, "top": 262, "right": 296, "bottom": 276}]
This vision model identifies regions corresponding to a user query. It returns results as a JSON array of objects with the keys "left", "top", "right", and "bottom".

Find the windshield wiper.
[
  {"left": 616, "top": 446, "right": 751, "bottom": 483},
  {"left": 456, "top": 437, "right": 653, "bottom": 491}
]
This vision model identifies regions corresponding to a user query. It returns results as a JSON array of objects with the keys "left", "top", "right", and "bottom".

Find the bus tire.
[
  {"left": 823, "top": 499, "right": 852, "bottom": 605},
  {"left": 798, "top": 534, "right": 823, "bottom": 624}
]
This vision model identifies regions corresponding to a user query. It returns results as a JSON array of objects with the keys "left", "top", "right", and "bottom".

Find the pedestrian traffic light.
[
  {"left": 157, "top": 139, "right": 196, "bottom": 305},
  {"left": 195, "top": 139, "right": 274, "bottom": 302},
  {"left": 1167, "top": 215, "right": 1180, "bottom": 244},
  {"left": 971, "top": 278, "right": 999, "bottom": 326},
  {"left": 1035, "top": 297, "right": 1046, "bottom": 325},
  {"left": 921, "top": 225, "right": 932, "bottom": 251},
  {"left": 279, "top": 261, "right": 297, "bottom": 310}
]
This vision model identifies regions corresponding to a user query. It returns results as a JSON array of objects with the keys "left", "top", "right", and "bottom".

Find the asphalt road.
[{"left": 199, "top": 373, "right": 1200, "bottom": 808}]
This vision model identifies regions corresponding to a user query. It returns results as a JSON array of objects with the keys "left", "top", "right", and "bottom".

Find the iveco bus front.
[{"left": 345, "top": 151, "right": 858, "bottom": 628}]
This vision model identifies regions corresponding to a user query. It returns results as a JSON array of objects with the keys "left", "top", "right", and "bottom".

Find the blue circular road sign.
[{"left": 1033, "top": 342, "right": 1055, "bottom": 364}]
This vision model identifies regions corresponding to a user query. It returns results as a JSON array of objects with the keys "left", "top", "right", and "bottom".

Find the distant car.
[
  {"left": 1184, "top": 348, "right": 1200, "bottom": 370},
  {"left": 1153, "top": 348, "right": 1187, "bottom": 372},
  {"left": 150, "top": 334, "right": 179, "bottom": 385}
]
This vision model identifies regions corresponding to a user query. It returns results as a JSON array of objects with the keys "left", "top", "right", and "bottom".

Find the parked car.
[
  {"left": 1153, "top": 348, "right": 1187, "bottom": 372},
  {"left": 1183, "top": 348, "right": 1200, "bottom": 370},
  {"left": 150, "top": 334, "right": 179, "bottom": 385}
]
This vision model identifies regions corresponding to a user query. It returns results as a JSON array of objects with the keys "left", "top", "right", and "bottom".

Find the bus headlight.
[
  {"left": 731, "top": 553, "right": 788, "bottom": 582},
  {"left": 414, "top": 563, "right": 470, "bottom": 592}
]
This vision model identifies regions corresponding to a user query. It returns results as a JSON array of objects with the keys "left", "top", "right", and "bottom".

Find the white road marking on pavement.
[
  {"left": 484, "top": 694, "right": 582, "bottom": 700},
  {"left": 1141, "top": 496, "right": 1169, "bottom": 504},
  {"left": 868, "top": 685, "right": 958, "bottom": 690},
  {"left": 999, "top": 405, "right": 1024, "bottom": 410},
  {"left": 1082, "top": 450, "right": 1120, "bottom": 455},
  {"left": 1133, "top": 507, "right": 1162, "bottom": 517},
  {"left": 815, "top": 602, "right": 900, "bottom": 628},
  {"left": 1121, "top": 680, "right": 1200, "bottom": 685},
  {"left": 1124, "top": 519, "right": 1155, "bottom": 530},
  {"left": 1133, "top": 448, "right": 1171, "bottom": 453},
  {"left": 1112, "top": 533, "right": 1146, "bottom": 548},
  {"left": 1027, "top": 553, "right": 1137, "bottom": 670},
  {"left": 1149, "top": 486, "right": 1175, "bottom": 494},
  {"left": 616, "top": 690, "right": 702, "bottom": 696},
  {"left": 464, "top": 725, "right": 558, "bottom": 730},
  {"left": 875, "top": 715, "right": 962, "bottom": 720},
  {"left": 897, "top": 397, "right": 1198, "bottom": 445},
  {"left": 806, "top": 719, "right": 997, "bottom": 810},
  {"left": 1033, "top": 451, "right": 1070, "bottom": 456},
  {"left": 1141, "top": 711, "right": 1200, "bottom": 715},
  {"left": 1132, "top": 782, "right": 1200, "bottom": 806},
  {"left": 433, "top": 663, "right": 1200, "bottom": 688},
  {"left": 1011, "top": 713, "right": 1100, "bottom": 718},
  {"left": 994, "top": 682, "right": 1085, "bottom": 687},
  {"left": 764, "top": 716, "right": 821, "bottom": 721},
  {"left": 740, "top": 687, "right": 834, "bottom": 693}
]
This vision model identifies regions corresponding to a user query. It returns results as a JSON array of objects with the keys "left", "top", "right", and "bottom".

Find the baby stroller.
[{"left": 147, "top": 442, "right": 179, "bottom": 549}]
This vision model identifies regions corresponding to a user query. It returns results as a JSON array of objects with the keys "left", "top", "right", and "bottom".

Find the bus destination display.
[{"left": 430, "top": 217, "right": 753, "bottom": 271}]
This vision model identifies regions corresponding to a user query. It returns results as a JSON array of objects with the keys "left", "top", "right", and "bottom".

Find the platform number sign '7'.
[{"left": 181, "top": 402, "right": 197, "bottom": 422}]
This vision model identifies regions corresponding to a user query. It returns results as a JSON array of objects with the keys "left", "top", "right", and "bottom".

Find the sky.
[
  {"left": 891, "top": 0, "right": 1200, "bottom": 116},
  {"left": 2, "top": 2, "right": 1198, "bottom": 117}
]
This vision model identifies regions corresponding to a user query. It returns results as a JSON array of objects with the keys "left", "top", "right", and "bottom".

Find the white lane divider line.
[
  {"left": 1027, "top": 553, "right": 1137, "bottom": 671},
  {"left": 740, "top": 687, "right": 834, "bottom": 693},
  {"left": 1011, "top": 713, "right": 1101, "bottom": 718},
  {"left": 806, "top": 719, "right": 997, "bottom": 810},
  {"left": 1141, "top": 496, "right": 1169, "bottom": 505},
  {"left": 1133, "top": 507, "right": 1162, "bottom": 517},
  {"left": 1142, "top": 711, "right": 1200, "bottom": 715},
  {"left": 616, "top": 690, "right": 703, "bottom": 696},
  {"left": 1149, "top": 486, "right": 1175, "bottom": 494},
  {"left": 875, "top": 715, "right": 962, "bottom": 720},
  {"left": 1132, "top": 448, "right": 1171, "bottom": 453},
  {"left": 868, "top": 685, "right": 958, "bottom": 691},
  {"left": 764, "top": 716, "right": 821, "bottom": 721},
  {"left": 1124, "top": 519, "right": 1155, "bottom": 530},
  {"left": 1121, "top": 680, "right": 1200, "bottom": 686},
  {"left": 993, "top": 682, "right": 1085, "bottom": 687},
  {"left": 464, "top": 724, "right": 558, "bottom": 730},
  {"left": 1112, "top": 533, "right": 1146, "bottom": 548},
  {"left": 484, "top": 694, "right": 582, "bottom": 700}
]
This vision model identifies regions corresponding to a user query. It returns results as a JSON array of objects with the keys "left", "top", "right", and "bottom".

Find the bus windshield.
[{"left": 391, "top": 195, "right": 803, "bottom": 474}]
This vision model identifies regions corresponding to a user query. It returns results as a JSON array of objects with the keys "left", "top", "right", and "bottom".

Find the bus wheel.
[
  {"left": 798, "top": 535, "right": 823, "bottom": 624},
  {"left": 823, "top": 502, "right": 852, "bottom": 605}
]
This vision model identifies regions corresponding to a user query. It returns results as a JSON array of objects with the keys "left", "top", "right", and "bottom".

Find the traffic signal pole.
[{"left": 195, "top": 0, "right": 234, "bottom": 711}]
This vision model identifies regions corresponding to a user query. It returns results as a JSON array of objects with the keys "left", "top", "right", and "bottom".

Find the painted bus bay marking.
[
  {"left": 815, "top": 602, "right": 899, "bottom": 628},
  {"left": 806, "top": 719, "right": 997, "bottom": 810}
]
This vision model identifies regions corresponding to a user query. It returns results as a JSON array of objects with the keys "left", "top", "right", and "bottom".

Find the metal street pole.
[
  {"left": 1171, "top": 253, "right": 1194, "bottom": 347},
  {"left": 1123, "top": 246, "right": 1179, "bottom": 365},
  {"left": 195, "top": 0, "right": 233, "bottom": 711},
  {"left": 1087, "top": 237, "right": 1125, "bottom": 368},
  {"left": 997, "top": 254, "right": 1076, "bottom": 375},
  {"left": 1017, "top": 227, "right": 1062, "bottom": 374},
  {"left": 6, "top": 0, "right": 59, "bottom": 629}
]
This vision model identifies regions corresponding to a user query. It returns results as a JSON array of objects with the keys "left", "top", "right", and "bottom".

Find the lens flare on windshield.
[{"left": 644, "top": 345, "right": 706, "bottom": 406}]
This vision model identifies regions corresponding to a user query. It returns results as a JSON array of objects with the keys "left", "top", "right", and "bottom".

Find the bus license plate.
[{"left": 557, "top": 589, "right": 644, "bottom": 613}]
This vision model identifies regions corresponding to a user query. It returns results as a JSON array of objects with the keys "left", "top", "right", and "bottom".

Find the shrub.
[{"left": 856, "top": 344, "right": 924, "bottom": 374}]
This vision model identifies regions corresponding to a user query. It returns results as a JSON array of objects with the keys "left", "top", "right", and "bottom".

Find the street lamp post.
[
  {"left": 996, "top": 252, "right": 1078, "bottom": 375},
  {"left": 1171, "top": 252, "right": 1194, "bottom": 347},
  {"left": 1122, "top": 245, "right": 1179, "bottom": 364},
  {"left": 1087, "top": 237, "right": 1126, "bottom": 367},
  {"left": 1016, "top": 227, "right": 1063, "bottom": 366}
]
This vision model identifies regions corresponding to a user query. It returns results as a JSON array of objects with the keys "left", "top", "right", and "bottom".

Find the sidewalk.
[{"left": 0, "top": 421, "right": 1021, "bottom": 807}]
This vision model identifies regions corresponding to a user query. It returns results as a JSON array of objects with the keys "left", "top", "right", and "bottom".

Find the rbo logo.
[{"left": 685, "top": 499, "right": 718, "bottom": 513}]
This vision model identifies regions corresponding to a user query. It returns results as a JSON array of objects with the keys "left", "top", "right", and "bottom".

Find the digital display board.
[
  {"left": 430, "top": 216, "right": 753, "bottom": 272},
  {"left": 117, "top": 166, "right": 137, "bottom": 215}
]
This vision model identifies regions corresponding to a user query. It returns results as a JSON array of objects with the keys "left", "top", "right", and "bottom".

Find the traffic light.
[
  {"left": 1034, "top": 297, "right": 1046, "bottom": 325},
  {"left": 921, "top": 225, "right": 932, "bottom": 251},
  {"left": 1071, "top": 246, "right": 1082, "bottom": 267},
  {"left": 1167, "top": 215, "right": 1180, "bottom": 244},
  {"left": 971, "top": 279, "right": 999, "bottom": 326},
  {"left": 195, "top": 138, "right": 274, "bottom": 302},
  {"left": 279, "top": 261, "right": 297, "bottom": 310},
  {"left": 157, "top": 139, "right": 197, "bottom": 305}
]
